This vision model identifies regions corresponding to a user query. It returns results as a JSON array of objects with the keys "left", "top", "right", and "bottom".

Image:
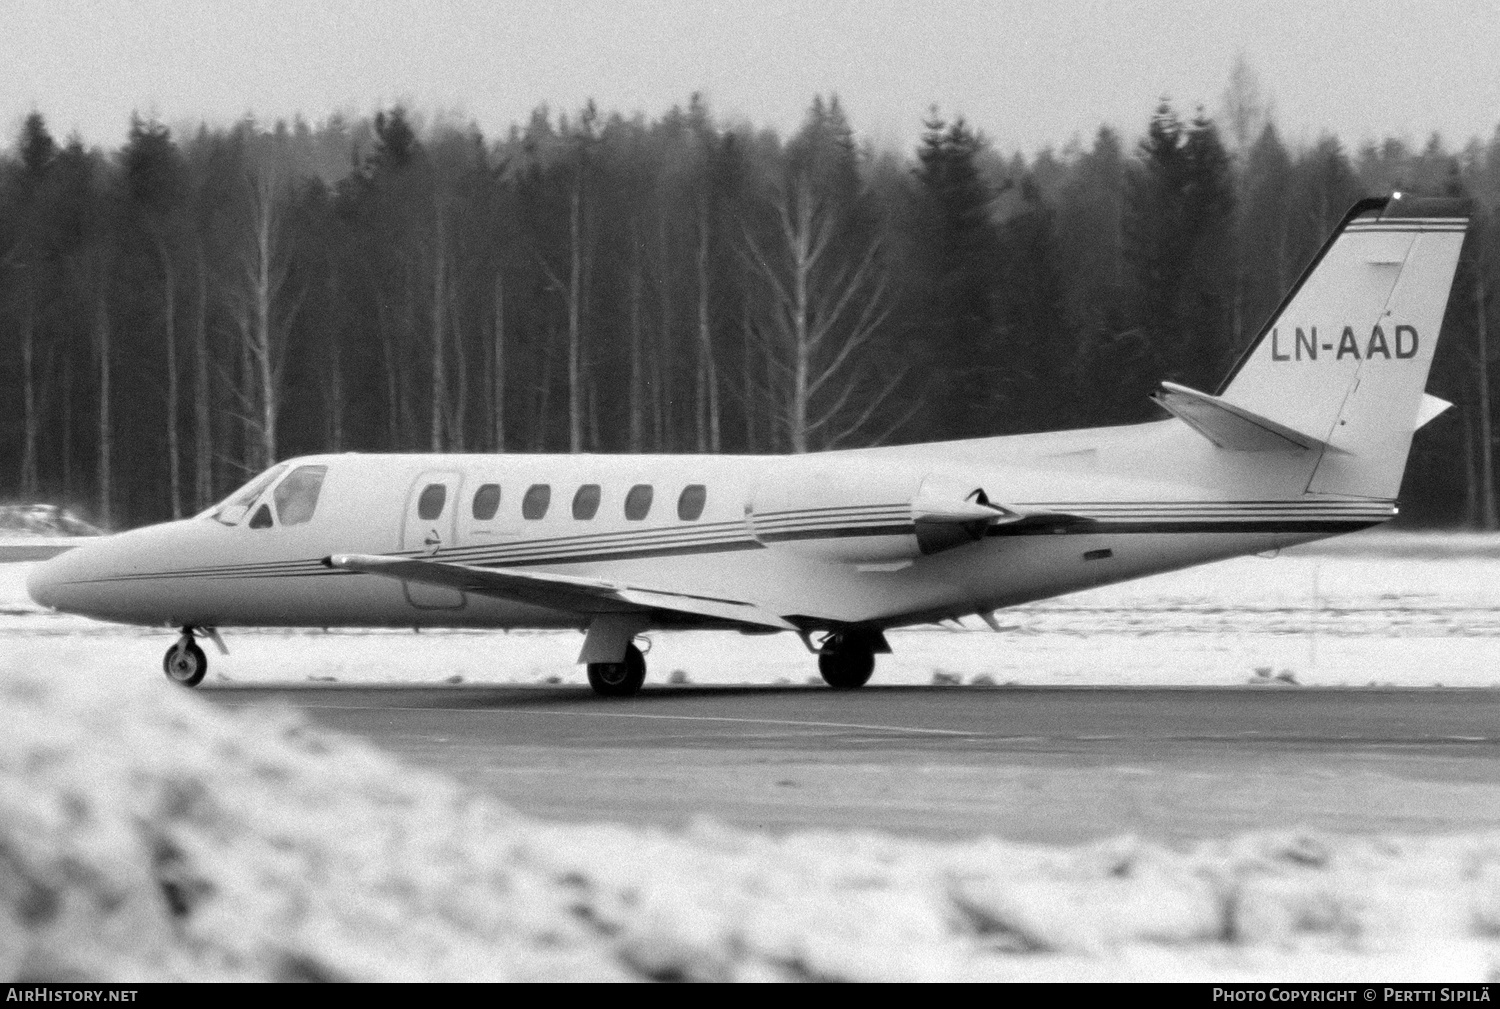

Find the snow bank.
[
  {"left": 0, "top": 505, "right": 102, "bottom": 562},
  {"left": 0, "top": 504, "right": 102, "bottom": 539},
  {"left": 3, "top": 662, "right": 1499, "bottom": 982}
]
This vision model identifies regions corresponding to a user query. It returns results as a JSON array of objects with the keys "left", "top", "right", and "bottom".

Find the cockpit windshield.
[{"left": 204, "top": 464, "right": 288, "bottom": 526}]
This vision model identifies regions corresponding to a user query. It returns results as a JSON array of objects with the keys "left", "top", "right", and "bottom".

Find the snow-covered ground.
[
  {"left": 5, "top": 529, "right": 1500, "bottom": 688},
  {"left": 4, "top": 658, "right": 1500, "bottom": 982},
  {"left": 7, "top": 532, "right": 1500, "bottom": 981}
]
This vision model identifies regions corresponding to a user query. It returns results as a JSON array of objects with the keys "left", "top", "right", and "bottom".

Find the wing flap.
[{"left": 326, "top": 553, "right": 797, "bottom": 631}]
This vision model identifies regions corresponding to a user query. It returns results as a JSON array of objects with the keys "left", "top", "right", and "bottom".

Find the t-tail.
[{"left": 1154, "top": 192, "right": 1470, "bottom": 499}]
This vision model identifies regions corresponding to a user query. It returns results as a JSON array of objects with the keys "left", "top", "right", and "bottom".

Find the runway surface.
[{"left": 205, "top": 683, "right": 1500, "bottom": 844}]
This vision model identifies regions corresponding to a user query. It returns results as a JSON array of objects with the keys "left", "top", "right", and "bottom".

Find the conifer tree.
[
  {"left": 1236, "top": 123, "right": 1293, "bottom": 349},
  {"left": 1053, "top": 126, "right": 1129, "bottom": 423},
  {"left": 1124, "top": 101, "right": 1235, "bottom": 398},
  {"left": 993, "top": 175, "right": 1064, "bottom": 431},
  {"left": 1177, "top": 110, "right": 1236, "bottom": 387},
  {"left": 910, "top": 112, "right": 1003, "bottom": 437},
  {"left": 120, "top": 116, "right": 187, "bottom": 516},
  {"left": 6, "top": 114, "right": 59, "bottom": 499}
]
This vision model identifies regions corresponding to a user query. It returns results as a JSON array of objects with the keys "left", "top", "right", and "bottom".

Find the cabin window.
[
  {"left": 522, "top": 484, "right": 551, "bottom": 519},
  {"left": 472, "top": 484, "right": 501, "bottom": 521},
  {"left": 572, "top": 484, "right": 601, "bottom": 520},
  {"left": 677, "top": 484, "right": 707, "bottom": 521},
  {"left": 417, "top": 483, "right": 447, "bottom": 521},
  {"left": 273, "top": 465, "right": 327, "bottom": 526},
  {"left": 624, "top": 484, "right": 654, "bottom": 520},
  {"left": 248, "top": 503, "right": 274, "bottom": 529}
]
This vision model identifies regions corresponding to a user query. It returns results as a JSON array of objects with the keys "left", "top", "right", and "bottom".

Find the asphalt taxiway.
[{"left": 204, "top": 683, "right": 1500, "bottom": 843}]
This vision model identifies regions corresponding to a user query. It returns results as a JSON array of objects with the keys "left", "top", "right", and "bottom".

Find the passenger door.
[{"left": 401, "top": 471, "right": 465, "bottom": 610}]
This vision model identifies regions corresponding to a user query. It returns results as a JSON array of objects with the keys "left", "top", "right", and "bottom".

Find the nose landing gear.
[
  {"left": 162, "top": 626, "right": 226, "bottom": 687},
  {"left": 163, "top": 629, "right": 208, "bottom": 687}
]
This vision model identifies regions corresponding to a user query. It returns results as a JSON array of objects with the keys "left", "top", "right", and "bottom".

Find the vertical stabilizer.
[{"left": 1216, "top": 194, "right": 1468, "bottom": 498}]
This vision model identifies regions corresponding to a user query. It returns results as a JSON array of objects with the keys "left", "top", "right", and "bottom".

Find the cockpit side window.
[
  {"left": 273, "top": 465, "right": 328, "bottom": 526},
  {"left": 248, "top": 503, "right": 275, "bottom": 529},
  {"left": 208, "top": 464, "right": 288, "bottom": 526}
]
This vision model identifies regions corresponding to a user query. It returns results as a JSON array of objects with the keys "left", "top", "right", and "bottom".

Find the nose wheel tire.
[
  {"left": 818, "top": 636, "right": 876, "bottom": 690},
  {"left": 587, "top": 643, "right": 647, "bottom": 697},
  {"left": 163, "top": 638, "right": 208, "bottom": 687}
]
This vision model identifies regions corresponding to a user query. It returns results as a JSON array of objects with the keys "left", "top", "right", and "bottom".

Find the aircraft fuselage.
[{"left": 28, "top": 418, "right": 1392, "bottom": 634}]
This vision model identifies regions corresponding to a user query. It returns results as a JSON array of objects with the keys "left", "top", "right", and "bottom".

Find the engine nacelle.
[{"left": 747, "top": 466, "right": 1000, "bottom": 563}]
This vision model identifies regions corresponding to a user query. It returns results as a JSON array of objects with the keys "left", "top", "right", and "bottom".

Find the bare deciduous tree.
[
  {"left": 490, "top": 271, "right": 506, "bottom": 451},
  {"left": 1220, "top": 53, "right": 1269, "bottom": 158},
  {"left": 87, "top": 251, "right": 114, "bottom": 527},
  {"left": 742, "top": 173, "right": 903, "bottom": 452},
  {"left": 14, "top": 263, "right": 40, "bottom": 498},
  {"left": 695, "top": 196, "right": 721, "bottom": 452},
  {"left": 223, "top": 154, "right": 300, "bottom": 471}
]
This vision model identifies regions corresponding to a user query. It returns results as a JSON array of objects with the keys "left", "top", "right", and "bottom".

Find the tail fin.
[{"left": 1214, "top": 193, "right": 1469, "bottom": 498}]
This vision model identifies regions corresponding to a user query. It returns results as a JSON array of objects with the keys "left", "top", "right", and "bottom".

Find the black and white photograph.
[{"left": 3, "top": 0, "right": 1500, "bottom": 986}]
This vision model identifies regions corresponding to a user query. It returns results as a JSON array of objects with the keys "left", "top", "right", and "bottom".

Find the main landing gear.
[
  {"left": 817, "top": 631, "right": 879, "bottom": 690},
  {"left": 578, "top": 626, "right": 883, "bottom": 696},
  {"left": 163, "top": 628, "right": 208, "bottom": 687},
  {"left": 587, "top": 642, "right": 647, "bottom": 698}
]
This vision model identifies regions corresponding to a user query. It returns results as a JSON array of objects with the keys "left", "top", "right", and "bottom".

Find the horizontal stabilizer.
[
  {"left": 1153, "top": 381, "right": 1340, "bottom": 453},
  {"left": 325, "top": 553, "right": 797, "bottom": 631}
]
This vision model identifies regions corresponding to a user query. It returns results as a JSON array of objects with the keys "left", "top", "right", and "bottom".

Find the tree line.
[{"left": 3, "top": 79, "right": 1500, "bottom": 530}]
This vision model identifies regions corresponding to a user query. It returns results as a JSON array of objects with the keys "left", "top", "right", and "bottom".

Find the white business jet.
[{"left": 27, "top": 194, "right": 1469, "bottom": 695}]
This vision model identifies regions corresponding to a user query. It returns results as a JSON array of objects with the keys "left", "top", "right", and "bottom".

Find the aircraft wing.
[{"left": 325, "top": 553, "right": 798, "bottom": 631}]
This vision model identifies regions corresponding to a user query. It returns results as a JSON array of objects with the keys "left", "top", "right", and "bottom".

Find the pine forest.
[{"left": 3, "top": 79, "right": 1500, "bottom": 530}]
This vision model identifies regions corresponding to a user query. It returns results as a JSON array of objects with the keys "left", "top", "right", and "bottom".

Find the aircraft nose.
[
  {"left": 26, "top": 539, "right": 109, "bottom": 615},
  {"left": 26, "top": 547, "right": 73, "bottom": 609},
  {"left": 24, "top": 524, "right": 206, "bottom": 624}
]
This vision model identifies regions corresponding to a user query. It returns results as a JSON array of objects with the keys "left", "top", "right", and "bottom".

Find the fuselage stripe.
[{"left": 63, "top": 512, "right": 1387, "bottom": 586}]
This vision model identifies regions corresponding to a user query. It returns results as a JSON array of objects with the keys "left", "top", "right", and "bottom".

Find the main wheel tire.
[
  {"left": 818, "top": 644, "right": 875, "bottom": 690},
  {"left": 586, "top": 643, "right": 647, "bottom": 697},
  {"left": 163, "top": 639, "right": 208, "bottom": 687}
]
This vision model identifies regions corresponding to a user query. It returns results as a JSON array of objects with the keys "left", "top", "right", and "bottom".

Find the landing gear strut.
[
  {"left": 587, "top": 642, "right": 647, "bottom": 698},
  {"left": 817, "top": 632, "right": 877, "bottom": 690},
  {"left": 163, "top": 628, "right": 208, "bottom": 687}
]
